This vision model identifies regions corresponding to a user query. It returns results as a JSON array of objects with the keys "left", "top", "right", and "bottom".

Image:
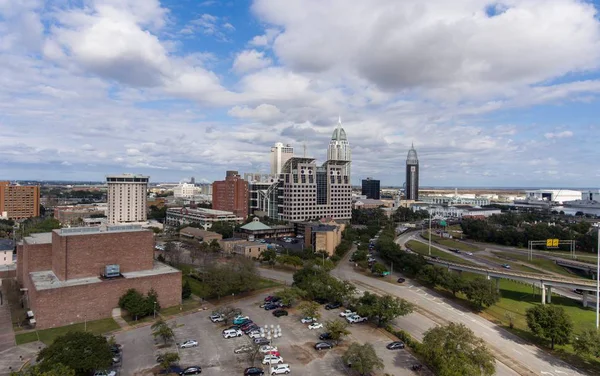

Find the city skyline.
[{"left": 1, "top": 1, "right": 600, "bottom": 187}]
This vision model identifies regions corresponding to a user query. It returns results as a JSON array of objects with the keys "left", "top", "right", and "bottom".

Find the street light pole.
[
  {"left": 153, "top": 301, "right": 157, "bottom": 319},
  {"left": 261, "top": 324, "right": 282, "bottom": 375},
  {"left": 428, "top": 210, "right": 432, "bottom": 256}
]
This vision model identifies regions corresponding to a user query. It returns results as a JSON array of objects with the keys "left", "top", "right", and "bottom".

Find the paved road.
[{"left": 258, "top": 233, "right": 588, "bottom": 376}]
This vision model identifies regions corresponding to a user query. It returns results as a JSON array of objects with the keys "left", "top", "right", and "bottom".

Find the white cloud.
[
  {"left": 228, "top": 104, "right": 282, "bottom": 121},
  {"left": 232, "top": 49, "right": 272, "bottom": 73},
  {"left": 544, "top": 130, "right": 574, "bottom": 139}
]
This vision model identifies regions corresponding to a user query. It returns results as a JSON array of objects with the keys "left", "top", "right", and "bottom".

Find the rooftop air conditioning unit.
[{"left": 104, "top": 264, "right": 120, "bottom": 278}]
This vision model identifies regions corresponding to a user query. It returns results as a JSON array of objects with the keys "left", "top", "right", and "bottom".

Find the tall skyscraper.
[
  {"left": 212, "top": 171, "right": 249, "bottom": 219},
  {"left": 405, "top": 144, "right": 419, "bottom": 200},
  {"left": 270, "top": 143, "right": 294, "bottom": 175},
  {"left": 0, "top": 181, "right": 40, "bottom": 219},
  {"left": 327, "top": 117, "right": 351, "bottom": 177},
  {"left": 278, "top": 157, "right": 352, "bottom": 221},
  {"left": 361, "top": 178, "right": 380, "bottom": 199},
  {"left": 106, "top": 174, "right": 149, "bottom": 224}
]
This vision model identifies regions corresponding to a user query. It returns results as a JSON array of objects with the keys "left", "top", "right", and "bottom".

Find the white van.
[
  {"left": 270, "top": 364, "right": 290, "bottom": 374},
  {"left": 222, "top": 329, "right": 242, "bottom": 339}
]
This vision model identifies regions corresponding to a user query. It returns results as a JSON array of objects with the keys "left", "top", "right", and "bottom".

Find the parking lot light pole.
[
  {"left": 153, "top": 301, "right": 157, "bottom": 319},
  {"left": 261, "top": 324, "right": 282, "bottom": 375}
]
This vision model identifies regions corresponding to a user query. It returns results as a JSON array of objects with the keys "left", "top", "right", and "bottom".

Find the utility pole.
[{"left": 428, "top": 210, "right": 432, "bottom": 256}]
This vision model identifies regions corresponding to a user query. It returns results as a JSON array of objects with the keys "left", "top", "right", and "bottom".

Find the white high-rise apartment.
[
  {"left": 173, "top": 183, "right": 198, "bottom": 198},
  {"left": 106, "top": 174, "right": 149, "bottom": 224},
  {"left": 270, "top": 142, "right": 294, "bottom": 175},
  {"left": 327, "top": 117, "right": 351, "bottom": 177}
]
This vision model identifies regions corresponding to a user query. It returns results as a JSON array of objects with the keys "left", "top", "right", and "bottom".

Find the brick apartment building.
[
  {"left": 17, "top": 225, "right": 181, "bottom": 329},
  {"left": 0, "top": 181, "right": 40, "bottom": 219},
  {"left": 212, "top": 171, "right": 249, "bottom": 219}
]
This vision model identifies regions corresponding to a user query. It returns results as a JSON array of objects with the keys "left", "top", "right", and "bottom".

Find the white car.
[
  {"left": 210, "top": 314, "right": 224, "bottom": 323},
  {"left": 347, "top": 315, "right": 367, "bottom": 323},
  {"left": 259, "top": 345, "right": 278, "bottom": 354},
  {"left": 300, "top": 317, "right": 314, "bottom": 324},
  {"left": 271, "top": 364, "right": 291, "bottom": 375},
  {"left": 234, "top": 344, "right": 254, "bottom": 354},
  {"left": 464, "top": 252, "right": 473, "bottom": 256},
  {"left": 339, "top": 310, "right": 356, "bottom": 317},
  {"left": 180, "top": 340, "right": 199, "bottom": 348},
  {"left": 94, "top": 371, "right": 116, "bottom": 376},
  {"left": 223, "top": 329, "right": 243, "bottom": 339},
  {"left": 248, "top": 331, "right": 262, "bottom": 339},
  {"left": 308, "top": 322, "right": 323, "bottom": 330},
  {"left": 262, "top": 355, "right": 284, "bottom": 365}
]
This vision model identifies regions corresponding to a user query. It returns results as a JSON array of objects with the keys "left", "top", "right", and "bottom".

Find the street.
[{"left": 258, "top": 233, "right": 588, "bottom": 376}]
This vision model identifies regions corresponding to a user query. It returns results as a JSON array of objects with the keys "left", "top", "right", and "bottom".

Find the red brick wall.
[
  {"left": 0, "top": 269, "right": 16, "bottom": 279},
  {"left": 212, "top": 174, "right": 248, "bottom": 219},
  {"left": 16, "top": 244, "right": 23, "bottom": 285},
  {"left": 17, "top": 243, "right": 52, "bottom": 284},
  {"left": 51, "top": 230, "right": 154, "bottom": 280},
  {"left": 30, "top": 270, "right": 182, "bottom": 329}
]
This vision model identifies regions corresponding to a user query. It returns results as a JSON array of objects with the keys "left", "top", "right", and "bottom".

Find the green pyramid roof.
[{"left": 240, "top": 220, "right": 272, "bottom": 231}]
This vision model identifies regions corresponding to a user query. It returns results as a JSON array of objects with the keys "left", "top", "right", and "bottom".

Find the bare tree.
[
  {"left": 167, "top": 242, "right": 184, "bottom": 266},
  {"left": 189, "top": 246, "right": 202, "bottom": 265}
]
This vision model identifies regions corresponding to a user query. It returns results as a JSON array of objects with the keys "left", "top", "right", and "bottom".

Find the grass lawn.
[
  {"left": 406, "top": 240, "right": 479, "bottom": 266},
  {"left": 159, "top": 299, "right": 203, "bottom": 316},
  {"left": 477, "top": 255, "right": 546, "bottom": 274},
  {"left": 15, "top": 318, "right": 120, "bottom": 346},
  {"left": 423, "top": 232, "right": 482, "bottom": 253},
  {"left": 491, "top": 251, "right": 585, "bottom": 278}
]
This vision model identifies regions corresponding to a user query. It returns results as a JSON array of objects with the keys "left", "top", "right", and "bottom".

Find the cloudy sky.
[{"left": 1, "top": 0, "right": 600, "bottom": 187}]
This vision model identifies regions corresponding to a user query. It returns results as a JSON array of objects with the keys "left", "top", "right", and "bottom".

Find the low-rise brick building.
[{"left": 17, "top": 225, "right": 181, "bottom": 329}]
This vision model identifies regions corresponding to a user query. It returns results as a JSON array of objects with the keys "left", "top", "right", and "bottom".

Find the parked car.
[
  {"left": 347, "top": 315, "right": 367, "bottom": 323},
  {"left": 300, "top": 317, "right": 314, "bottom": 323},
  {"left": 273, "top": 309, "right": 288, "bottom": 317},
  {"left": 319, "top": 332, "right": 333, "bottom": 341},
  {"left": 254, "top": 337, "right": 270, "bottom": 345},
  {"left": 243, "top": 325, "right": 260, "bottom": 334},
  {"left": 397, "top": 277, "right": 406, "bottom": 283},
  {"left": 270, "top": 364, "right": 291, "bottom": 374},
  {"left": 244, "top": 367, "right": 265, "bottom": 376},
  {"left": 159, "top": 366, "right": 183, "bottom": 375},
  {"left": 339, "top": 310, "right": 356, "bottom": 317},
  {"left": 94, "top": 371, "right": 116, "bottom": 376},
  {"left": 325, "top": 302, "right": 341, "bottom": 310},
  {"left": 264, "top": 303, "right": 279, "bottom": 310},
  {"left": 248, "top": 331, "right": 262, "bottom": 339},
  {"left": 386, "top": 341, "right": 405, "bottom": 350},
  {"left": 234, "top": 344, "right": 254, "bottom": 354},
  {"left": 464, "top": 252, "right": 473, "bottom": 256},
  {"left": 180, "top": 340, "right": 198, "bottom": 348},
  {"left": 240, "top": 322, "right": 257, "bottom": 331},
  {"left": 262, "top": 355, "right": 284, "bottom": 365},
  {"left": 223, "top": 329, "right": 243, "bottom": 339},
  {"left": 259, "top": 345, "right": 278, "bottom": 353},
  {"left": 501, "top": 264, "right": 511, "bottom": 269},
  {"left": 313, "top": 297, "right": 328, "bottom": 304},
  {"left": 308, "top": 322, "right": 323, "bottom": 330},
  {"left": 264, "top": 296, "right": 276, "bottom": 302},
  {"left": 233, "top": 316, "right": 251, "bottom": 325},
  {"left": 314, "top": 342, "right": 333, "bottom": 350},
  {"left": 209, "top": 314, "right": 224, "bottom": 323},
  {"left": 180, "top": 366, "right": 202, "bottom": 375}
]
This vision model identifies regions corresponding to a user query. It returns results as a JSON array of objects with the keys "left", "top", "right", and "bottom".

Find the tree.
[
  {"left": 371, "top": 262, "right": 387, "bottom": 275},
  {"left": 278, "top": 254, "right": 304, "bottom": 269},
  {"left": 277, "top": 287, "right": 305, "bottom": 307},
  {"left": 573, "top": 329, "right": 600, "bottom": 357},
  {"left": 526, "top": 304, "right": 573, "bottom": 349},
  {"left": 189, "top": 246, "right": 202, "bottom": 264},
  {"left": 441, "top": 272, "right": 466, "bottom": 297},
  {"left": 210, "top": 221, "right": 234, "bottom": 238},
  {"left": 209, "top": 239, "right": 221, "bottom": 252},
  {"left": 11, "top": 363, "right": 76, "bottom": 376},
  {"left": 422, "top": 322, "right": 495, "bottom": 376},
  {"left": 464, "top": 278, "right": 500, "bottom": 311},
  {"left": 214, "top": 305, "right": 242, "bottom": 324},
  {"left": 36, "top": 332, "right": 112, "bottom": 375},
  {"left": 158, "top": 352, "right": 179, "bottom": 370},
  {"left": 166, "top": 242, "right": 184, "bottom": 266},
  {"left": 261, "top": 249, "right": 277, "bottom": 266},
  {"left": 182, "top": 279, "right": 192, "bottom": 300},
  {"left": 356, "top": 292, "right": 414, "bottom": 327},
  {"left": 118, "top": 289, "right": 148, "bottom": 320},
  {"left": 324, "top": 319, "right": 351, "bottom": 344},
  {"left": 342, "top": 343, "right": 384, "bottom": 376},
  {"left": 151, "top": 319, "right": 175, "bottom": 345},
  {"left": 298, "top": 301, "right": 321, "bottom": 320},
  {"left": 147, "top": 288, "right": 161, "bottom": 314}
]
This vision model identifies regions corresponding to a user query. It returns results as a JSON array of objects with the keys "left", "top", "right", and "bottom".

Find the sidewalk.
[{"left": 0, "top": 281, "right": 15, "bottom": 353}]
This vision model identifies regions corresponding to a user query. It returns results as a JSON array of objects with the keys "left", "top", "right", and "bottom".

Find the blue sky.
[{"left": 1, "top": 0, "right": 600, "bottom": 187}]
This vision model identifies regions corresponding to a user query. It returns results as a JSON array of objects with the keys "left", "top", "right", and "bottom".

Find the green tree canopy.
[
  {"left": 573, "top": 329, "right": 600, "bottom": 358},
  {"left": 422, "top": 322, "right": 495, "bottom": 376},
  {"left": 152, "top": 319, "right": 175, "bottom": 345},
  {"left": 355, "top": 292, "right": 413, "bottom": 327},
  {"left": 298, "top": 301, "right": 321, "bottom": 320},
  {"left": 324, "top": 319, "right": 351, "bottom": 344},
  {"left": 182, "top": 279, "right": 192, "bottom": 300},
  {"left": 526, "top": 304, "right": 573, "bottom": 349},
  {"left": 464, "top": 278, "right": 500, "bottom": 311},
  {"left": 11, "top": 363, "right": 76, "bottom": 376},
  {"left": 342, "top": 342, "right": 384, "bottom": 376},
  {"left": 36, "top": 332, "right": 112, "bottom": 376}
]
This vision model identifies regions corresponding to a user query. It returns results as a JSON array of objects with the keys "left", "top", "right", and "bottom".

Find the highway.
[{"left": 257, "top": 232, "right": 588, "bottom": 376}]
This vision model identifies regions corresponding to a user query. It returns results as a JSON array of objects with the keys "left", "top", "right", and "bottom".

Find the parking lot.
[{"left": 122, "top": 293, "right": 426, "bottom": 376}]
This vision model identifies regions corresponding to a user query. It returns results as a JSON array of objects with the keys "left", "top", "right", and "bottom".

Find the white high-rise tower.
[
  {"left": 270, "top": 142, "right": 294, "bottom": 175},
  {"left": 107, "top": 174, "right": 149, "bottom": 224},
  {"left": 327, "top": 116, "right": 351, "bottom": 177}
]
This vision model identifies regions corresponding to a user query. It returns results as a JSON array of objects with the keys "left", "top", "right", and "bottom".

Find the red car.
[{"left": 264, "top": 296, "right": 275, "bottom": 302}]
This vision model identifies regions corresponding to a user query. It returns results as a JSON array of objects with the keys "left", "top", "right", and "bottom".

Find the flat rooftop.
[
  {"left": 53, "top": 224, "right": 146, "bottom": 237},
  {"left": 30, "top": 262, "right": 180, "bottom": 291},
  {"left": 167, "top": 207, "right": 236, "bottom": 216},
  {"left": 23, "top": 233, "right": 52, "bottom": 245}
]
